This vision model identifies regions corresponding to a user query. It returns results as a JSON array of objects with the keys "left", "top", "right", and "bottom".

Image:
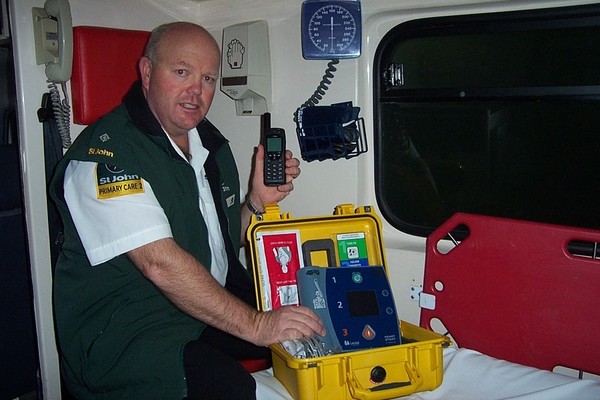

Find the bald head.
[{"left": 144, "top": 22, "right": 220, "bottom": 66}]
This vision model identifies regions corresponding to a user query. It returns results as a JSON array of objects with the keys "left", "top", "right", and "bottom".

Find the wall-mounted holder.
[
  {"left": 295, "top": 102, "right": 367, "bottom": 162},
  {"left": 220, "top": 20, "right": 271, "bottom": 116}
]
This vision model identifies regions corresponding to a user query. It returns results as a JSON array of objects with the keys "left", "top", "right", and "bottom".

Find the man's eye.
[
  {"left": 204, "top": 75, "right": 217, "bottom": 84},
  {"left": 176, "top": 69, "right": 187, "bottom": 76}
]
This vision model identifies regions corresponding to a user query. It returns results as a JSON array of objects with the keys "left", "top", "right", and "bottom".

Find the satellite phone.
[{"left": 263, "top": 127, "right": 286, "bottom": 186}]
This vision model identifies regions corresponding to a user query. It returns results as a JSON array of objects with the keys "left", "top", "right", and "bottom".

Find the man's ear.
[{"left": 139, "top": 57, "right": 152, "bottom": 89}]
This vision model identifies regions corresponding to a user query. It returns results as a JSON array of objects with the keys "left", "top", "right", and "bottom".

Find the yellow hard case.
[{"left": 246, "top": 204, "right": 448, "bottom": 400}]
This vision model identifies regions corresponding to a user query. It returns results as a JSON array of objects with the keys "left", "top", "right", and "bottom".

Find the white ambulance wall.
[
  {"left": 10, "top": 0, "right": 598, "bottom": 398},
  {"left": 9, "top": 1, "right": 177, "bottom": 398}
]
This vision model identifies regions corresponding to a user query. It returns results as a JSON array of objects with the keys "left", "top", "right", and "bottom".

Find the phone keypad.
[{"left": 266, "top": 155, "right": 285, "bottom": 183}]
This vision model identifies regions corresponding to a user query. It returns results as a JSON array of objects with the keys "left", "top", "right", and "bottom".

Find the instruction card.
[
  {"left": 336, "top": 232, "right": 369, "bottom": 266},
  {"left": 256, "top": 230, "right": 304, "bottom": 310}
]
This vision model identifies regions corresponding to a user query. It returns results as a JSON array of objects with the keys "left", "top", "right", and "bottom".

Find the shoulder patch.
[{"left": 95, "top": 164, "right": 145, "bottom": 199}]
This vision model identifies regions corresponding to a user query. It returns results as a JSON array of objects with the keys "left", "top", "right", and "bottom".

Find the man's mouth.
[{"left": 180, "top": 102, "right": 199, "bottom": 110}]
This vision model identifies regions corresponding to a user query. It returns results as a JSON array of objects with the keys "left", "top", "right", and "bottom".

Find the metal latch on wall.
[
  {"left": 384, "top": 63, "right": 404, "bottom": 88},
  {"left": 410, "top": 285, "right": 436, "bottom": 310}
]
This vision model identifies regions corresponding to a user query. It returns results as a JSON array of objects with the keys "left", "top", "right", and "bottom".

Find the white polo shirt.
[{"left": 63, "top": 128, "right": 229, "bottom": 286}]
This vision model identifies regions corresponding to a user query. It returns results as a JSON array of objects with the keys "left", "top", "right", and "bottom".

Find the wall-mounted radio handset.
[
  {"left": 263, "top": 128, "right": 287, "bottom": 186},
  {"left": 33, "top": 0, "right": 73, "bottom": 83},
  {"left": 44, "top": 0, "right": 73, "bottom": 83},
  {"left": 33, "top": 0, "right": 73, "bottom": 148}
]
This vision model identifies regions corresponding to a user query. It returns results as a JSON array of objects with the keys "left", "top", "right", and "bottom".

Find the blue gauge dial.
[{"left": 301, "top": 1, "right": 362, "bottom": 60}]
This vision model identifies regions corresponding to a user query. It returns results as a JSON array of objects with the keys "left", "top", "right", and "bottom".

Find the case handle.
[
  {"left": 302, "top": 239, "right": 337, "bottom": 267},
  {"left": 347, "top": 361, "right": 424, "bottom": 400}
]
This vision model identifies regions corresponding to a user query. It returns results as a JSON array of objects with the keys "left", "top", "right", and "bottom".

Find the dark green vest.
[{"left": 50, "top": 83, "right": 242, "bottom": 399}]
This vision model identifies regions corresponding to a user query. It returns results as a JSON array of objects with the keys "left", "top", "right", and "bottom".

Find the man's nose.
[{"left": 187, "top": 80, "right": 203, "bottom": 95}]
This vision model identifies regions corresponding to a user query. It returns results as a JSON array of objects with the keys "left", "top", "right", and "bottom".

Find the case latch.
[{"left": 255, "top": 204, "right": 291, "bottom": 222}]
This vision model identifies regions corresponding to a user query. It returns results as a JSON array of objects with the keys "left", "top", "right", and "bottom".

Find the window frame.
[{"left": 373, "top": 3, "right": 600, "bottom": 237}]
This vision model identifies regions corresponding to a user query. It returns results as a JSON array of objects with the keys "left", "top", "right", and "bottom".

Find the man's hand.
[
  {"left": 250, "top": 305, "right": 326, "bottom": 347},
  {"left": 241, "top": 144, "right": 302, "bottom": 242},
  {"left": 249, "top": 144, "right": 301, "bottom": 210}
]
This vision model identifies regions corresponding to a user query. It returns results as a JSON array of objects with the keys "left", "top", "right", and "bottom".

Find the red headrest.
[{"left": 71, "top": 26, "right": 151, "bottom": 125}]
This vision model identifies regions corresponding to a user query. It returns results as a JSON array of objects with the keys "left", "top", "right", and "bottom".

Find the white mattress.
[{"left": 253, "top": 346, "right": 600, "bottom": 400}]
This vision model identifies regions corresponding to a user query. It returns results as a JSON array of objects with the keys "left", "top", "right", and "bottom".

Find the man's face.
[{"left": 140, "top": 28, "right": 220, "bottom": 138}]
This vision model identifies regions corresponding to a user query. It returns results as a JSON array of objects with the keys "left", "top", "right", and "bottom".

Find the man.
[{"left": 50, "top": 22, "right": 324, "bottom": 399}]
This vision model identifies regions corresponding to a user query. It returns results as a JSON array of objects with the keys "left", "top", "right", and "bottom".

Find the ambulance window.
[{"left": 374, "top": 4, "right": 600, "bottom": 237}]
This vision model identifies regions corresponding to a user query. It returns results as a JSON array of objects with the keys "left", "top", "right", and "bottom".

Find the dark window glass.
[{"left": 374, "top": 4, "right": 600, "bottom": 237}]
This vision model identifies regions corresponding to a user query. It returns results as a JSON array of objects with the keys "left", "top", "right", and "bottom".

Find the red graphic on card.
[{"left": 261, "top": 232, "right": 302, "bottom": 309}]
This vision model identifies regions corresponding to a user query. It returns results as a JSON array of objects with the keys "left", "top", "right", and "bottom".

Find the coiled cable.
[
  {"left": 47, "top": 80, "right": 71, "bottom": 148},
  {"left": 294, "top": 59, "right": 339, "bottom": 121}
]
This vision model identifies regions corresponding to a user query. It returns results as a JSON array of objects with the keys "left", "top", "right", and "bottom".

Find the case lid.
[{"left": 246, "top": 204, "right": 387, "bottom": 311}]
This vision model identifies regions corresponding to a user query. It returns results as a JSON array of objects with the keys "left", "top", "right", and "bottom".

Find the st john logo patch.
[{"left": 95, "top": 164, "right": 145, "bottom": 199}]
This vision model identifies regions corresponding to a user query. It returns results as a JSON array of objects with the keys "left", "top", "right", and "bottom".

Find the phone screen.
[{"left": 267, "top": 136, "right": 283, "bottom": 152}]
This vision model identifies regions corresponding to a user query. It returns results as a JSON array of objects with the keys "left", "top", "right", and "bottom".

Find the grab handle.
[{"left": 347, "top": 361, "right": 424, "bottom": 400}]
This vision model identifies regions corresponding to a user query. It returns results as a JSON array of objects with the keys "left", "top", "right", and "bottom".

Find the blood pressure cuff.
[
  {"left": 295, "top": 102, "right": 362, "bottom": 161},
  {"left": 297, "top": 102, "right": 360, "bottom": 128}
]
